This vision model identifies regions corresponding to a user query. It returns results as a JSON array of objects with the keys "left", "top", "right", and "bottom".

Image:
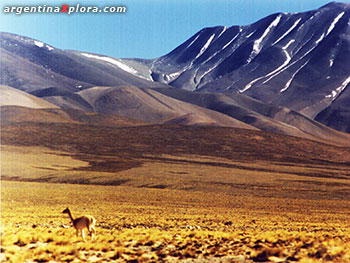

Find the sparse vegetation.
[
  {"left": 1, "top": 124, "right": 350, "bottom": 262},
  {"left": 2, "top": 180, "right": 350, "bottom": 262}
]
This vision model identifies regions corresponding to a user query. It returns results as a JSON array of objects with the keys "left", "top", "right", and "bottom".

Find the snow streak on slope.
[
  {"left": 80, "top": 52, "right": 153, "bottom": 81},
  {"left": 33, "top": 39, "right": 54, "bottom": 51},
  {"left": 34, "top": 40, "right": 44, "bottom": 48},
  {"left": 251, "top": 15, "right": 281, "bottom": 57},
  {"left": 241, "top": 38, "right": 294, "bottom": 93},
  {"left": 272, "top": 18, "right": 302, "bottom": 45},
  {"left": 216, "top": 27, "right": 227, "bottom": 39},
  {"left": 280, "top": 59, "right": 310, "bottom": 92},
  {"left": 325, "top": 76, "right": 350, "bottom": 100},
  {"left": 254, "top": 31, "right": 326, "bottom": 88},
  {"left": 81, "top": 53, "right": 138, "bottom": 75},
  {"left": 222, "top": 29, "right": 242, "bottom": 50},
  {"left": 186, "top": 34, "right": 201, "bottom": 49},
  {"left": 326, "top": 12, "right": 345, "bottom": 36},
  {"left": 337, "top": 76, "right": 350, "bottom": 92},
  {"left": 195, "top": 34, "right": 216, "bottom": 60}
]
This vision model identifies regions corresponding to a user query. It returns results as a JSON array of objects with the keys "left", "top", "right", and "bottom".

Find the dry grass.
[
  {"left": 1, "top": 124, "right": 350, "bottom": 262},
  {"left": 2, "top": 180, "right": 350, "bottom": 262}
]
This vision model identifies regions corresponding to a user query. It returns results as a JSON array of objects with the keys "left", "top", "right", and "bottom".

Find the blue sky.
[{"left": 0, "top": 0, "right": 348, "bottom": 59}]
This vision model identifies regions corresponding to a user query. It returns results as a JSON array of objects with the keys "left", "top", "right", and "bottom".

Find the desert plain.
[{"left": 1, "top": 121, "right": 350, "bottom": 262}]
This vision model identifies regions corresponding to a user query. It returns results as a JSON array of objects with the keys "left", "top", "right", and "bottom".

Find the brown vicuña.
[{"left": 62, "top": 207, "right": 96, "bottom": 241}]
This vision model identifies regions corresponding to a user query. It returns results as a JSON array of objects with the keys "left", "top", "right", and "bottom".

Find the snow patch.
[
  {"left": 280, "top": 59, "right": 309, "bottom": 92},
  {"left": 245, "top": 30, "right": 256, "bottom": 38},
  {"left": 46, "top": 45, "right": 54, "bottom": 51},
  {"left": 326, "top": 90, "right": 339, "bottom": 99},
  {"left": 222, "top": 31, "right": 240, "bottom": 50},
  {"left": 272, "top": 18, "right": 301, "bottom": 46},
  {"left": 216, "top": 27, "right": 227, "bottom": 39},
  {"left": 290, "top": 32, "right": 325, "bottom": 66},
  {"left": 149, "top": 70, "right": 154, "bottom": 81},
  {"left": 326, "top": 12, "right": 345, "bottom": 36},
  {"left": 194, "top": 28, "right": 243, "bottom": 83},
  {"left": 337, "top": 76, "right": 350, "bottom": 92},
  {"left": 315, "top": 33, "right": 325, "bottom": 45},
  {"left": 197, "top": 63, "right": 220, "bottom": 83},
  {"left": 329, "top": 59, "right": 334, "bottom": 67},
  {"left": 186, "top": 34, "right": 201, "bottom": 49},
  {"left": 80, "top": 52, "right": 138, "bottom": 75},
  {"left": 283, "top": 39, "right": 295, "bottom": 50},
  {"left": 241, "top": 43, "right": 292, "bottom": 93},
  {"left": 325, "top": 76, "right": 350, "bottom": 100},
  {"left": 195, "top": 34, "right": 215, "bottom": 60},
  {"left": 246, "top": 15, "right": 282, "bottom": 64},
  {"left": 165, "top": 72, "right": 182, "bottom": 82},
  {"left": 34, "top": 40, "right": 44, "bottom": 48},
  {"left": 253, "top": 15, "right": 281, "bottom": 54}
]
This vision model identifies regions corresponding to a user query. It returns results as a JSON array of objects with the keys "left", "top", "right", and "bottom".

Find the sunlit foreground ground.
[
  {"left": 2, "top": 124, "right": 350, "bottom": 262},
  {"left": 2, "top": 180, "right": 350, "bottom": 263}
]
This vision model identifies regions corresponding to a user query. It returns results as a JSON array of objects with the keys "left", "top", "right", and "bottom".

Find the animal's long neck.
[{"left": 67, "top": 209, "right": 75, "bottom": 223}]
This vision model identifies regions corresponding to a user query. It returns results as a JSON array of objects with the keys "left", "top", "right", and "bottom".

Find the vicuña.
[{"left": 62, "top": 207, "right": 96, "bottom": 241}]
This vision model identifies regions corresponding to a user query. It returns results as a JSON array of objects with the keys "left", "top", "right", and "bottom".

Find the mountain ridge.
[
  {"left": 128, "top": 1, "right": 350, "bottom": 131},
  {"left": 1, "top": 2, "right": 349, "bottom": 142}
]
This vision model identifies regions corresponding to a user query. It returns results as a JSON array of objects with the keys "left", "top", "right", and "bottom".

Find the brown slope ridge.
[
  {"left": 0, "top": 85, "right": 143, "bottom": 127},
  {"left": 44, "top": 85, "right": 257, "bottom": 129},
  {"left": 153, "top": 88, "right": 350, "bottom": 147},
  {"left": 0, "top": 85, "right": 59, "bottom": 109},
  {"left": 0, "top": 106, "right": 144, "bottom": 127}
]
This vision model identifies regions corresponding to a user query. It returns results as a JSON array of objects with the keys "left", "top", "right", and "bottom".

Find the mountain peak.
[
  {"left": 320, "top": 1, "right": 350, "bottom": 9},
  {"left": 139, "top": 2, "right": 350, "bottom": 132}
]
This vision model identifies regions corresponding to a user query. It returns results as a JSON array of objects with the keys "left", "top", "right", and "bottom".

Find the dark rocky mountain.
[
  {"left": 131, "top": 2, "right": 350, "bottom": 130},
  {"left": 315, "top": 86, "right": 350, "bottom": 132}
]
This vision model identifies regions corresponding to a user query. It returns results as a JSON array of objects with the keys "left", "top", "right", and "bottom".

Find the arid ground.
[{"left": 1, "top": 123, "right": 350, "bottom": 262}]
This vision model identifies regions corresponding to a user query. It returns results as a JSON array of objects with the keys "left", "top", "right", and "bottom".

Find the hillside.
[
  {"left": 0, "top": 85, "right": 59, "bottom": 109},
  {"left": 130, "top": 2, "right": 350, "bottom": 129}
]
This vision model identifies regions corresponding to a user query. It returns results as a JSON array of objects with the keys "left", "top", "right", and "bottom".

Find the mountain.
[
  {"left": 129, "top": 2, "right": 350, "bottom": 130},
  {"left": 1, "top": 2, "right": 350, "bottom": 144},
  {"left": 2, "top": 82, "right": 349, "bottom": 146},
  {"left": 315, "top": 85, "right": 350, "bottom": 132},
  {"left": 0, "top": 32, "right": 167, "bottom": 94}
]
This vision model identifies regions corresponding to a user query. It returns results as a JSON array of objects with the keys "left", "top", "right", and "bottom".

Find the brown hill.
[
  {"left": 45, "top": 85, "right": 257, "bottom": 129},
  {"left": 154, "top": 88, "right": 350, "bottom": 147},
  {"left": 0, "top": 85, "right": 58, "bottom": 109},
  {"left": 0, "top": 106, "right": 143, "bottom": 127}
]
